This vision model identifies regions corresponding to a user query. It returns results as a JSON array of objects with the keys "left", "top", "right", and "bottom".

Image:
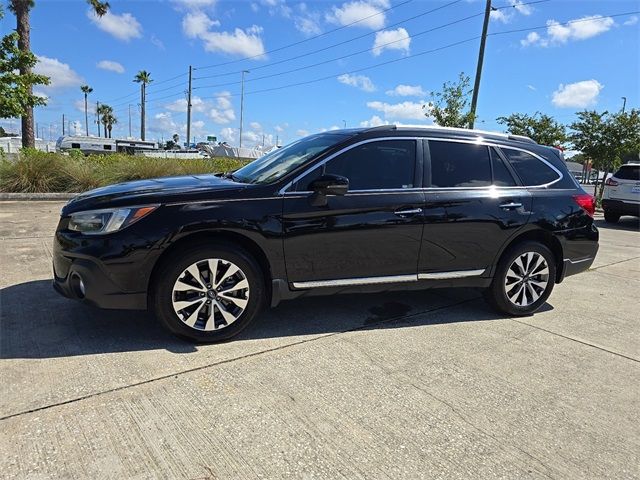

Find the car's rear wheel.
[
  {"left": 604, "top": 210, "right": 620, "bottom": 223},
  {"left": 151, "top": 242, "right": 265, "bottom": 342},
  {"left": 484, "top": 241, "right": 556, "bottom": 316}
]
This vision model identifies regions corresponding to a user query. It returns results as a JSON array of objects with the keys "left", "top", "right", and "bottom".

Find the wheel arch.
[
  {"left": 490, "top": 228, "right": 564, "bottom": 283},
  {"left": 147, "top": 229, "right": 274, "bottom": 302}
]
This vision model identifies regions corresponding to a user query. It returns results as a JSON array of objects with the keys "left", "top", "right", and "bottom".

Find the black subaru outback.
[{"left": 53, "top": 126, "right": 599, "bottom": 342}]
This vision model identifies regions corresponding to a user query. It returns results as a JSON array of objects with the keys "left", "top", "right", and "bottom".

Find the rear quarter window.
[{"left": 501, "top": 148, "right": 561, "bottom": 186}]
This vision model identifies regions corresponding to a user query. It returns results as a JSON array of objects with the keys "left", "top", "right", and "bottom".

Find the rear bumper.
[
  {"left": 602, "top": 199, "right": 640, "bottom": 216},
  {"left": 558, "top": 255, "right": 596, "bottom": 282}
]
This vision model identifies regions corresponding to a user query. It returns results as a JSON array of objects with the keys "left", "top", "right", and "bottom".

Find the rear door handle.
[
  {"left": 499, "top": 202, "right": 523, "bottom": 210},
  {"left": 394, "top": 207, "right": 423, "bottom": 216}
]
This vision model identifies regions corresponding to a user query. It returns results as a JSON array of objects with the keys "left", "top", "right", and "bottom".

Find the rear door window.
[
  {"left": 428, "top": 141, "right": 492, "bottom": 187},
  {"left": 490, "top": 147, "right": 517, "bottom": 186},
  {"left": 501, "top": 148, "right": 560, "bottom": 186}
]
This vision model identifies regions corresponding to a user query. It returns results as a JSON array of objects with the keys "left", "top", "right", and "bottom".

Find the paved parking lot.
[{"left": 1, "top": 201, "right": 639, "bottom": 479}]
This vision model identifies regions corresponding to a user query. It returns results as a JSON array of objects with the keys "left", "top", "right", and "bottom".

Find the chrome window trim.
[
  {"left": 291, "top": 269, "right": 487, "bottom": 288},
  {"left": 280, "top": 134, "right": 562, "bottom": 195},
  {"left": 279, "top": 136, "right": 421, "bottom": 195}
]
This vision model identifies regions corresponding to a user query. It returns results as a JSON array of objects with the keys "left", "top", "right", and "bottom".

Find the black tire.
[
  {"left": 151, "top": 241, "right": 266, "bottom": 343},
  {"left": 484, "top": 241, "right": 556, "bottom": 316},
  {"left": 604, "top": 210, "right": 620, "bottom": 223}
]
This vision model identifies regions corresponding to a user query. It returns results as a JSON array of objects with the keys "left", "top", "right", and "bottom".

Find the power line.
[
  {"left": 193, "top": 11, "right": 485, "bottom": 91},
  {"left": 194, "top": 0, "right": 468, "bottom": 80},
  {"left": 194, "top": 0, "right": 416, "bottom": 70}
]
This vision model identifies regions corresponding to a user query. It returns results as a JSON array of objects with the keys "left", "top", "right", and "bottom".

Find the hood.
[{"left": 64, "top": 174, "right": 245, "bottom": 214}]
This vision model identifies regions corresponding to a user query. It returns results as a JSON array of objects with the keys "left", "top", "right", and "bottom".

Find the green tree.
[
  {"left": 80, "top": 85, "right": 93, "bottom": 136},
  {"left": 0, "top": 5, "right": 49, "bottom": 130},
  {"left": 104, "top": 112, "right": 117, "bottom": 138},
  {"left": 496, "top": 112, "right": 567, "bottom": 146},
  {"left": 4, "top": 0, "right": 109, "bottom": 148},
  {"left": 570, "top": 109, "right": 640, "bottom": 199},
  {"left": 424, "top": 72, "right": 475, "bottom": 128},
  {"left": 96, "top": 104, "right": 113, "bottom": 138},
  {"left": 133, "top": 70, "right": 152, "bottom": 141}
]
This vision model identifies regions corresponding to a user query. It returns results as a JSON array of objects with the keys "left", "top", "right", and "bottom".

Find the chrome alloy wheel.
[
  {"left": 504, "top": 252, "right": 549, "bottom": 307},
  {"left": 172, "top": 258, "right": 250, "bottom": 331}
]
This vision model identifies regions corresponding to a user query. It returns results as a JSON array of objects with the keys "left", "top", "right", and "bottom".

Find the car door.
[
  {"left": 418, "top": 139, "right": 532, "bottom": 277},
  {"left": 281, "top": 138, "right": 425, "bottom": 285}
]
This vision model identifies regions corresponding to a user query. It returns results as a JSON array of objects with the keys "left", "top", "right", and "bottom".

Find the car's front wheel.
[
  {"left": 151, "top": 241, "right": 265, "bottom": 342},
  {"left": 484, "top": 241, "right": 556, "bottom": 316}
]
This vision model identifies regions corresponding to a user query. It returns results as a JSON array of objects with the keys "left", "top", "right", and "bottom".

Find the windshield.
[{"left": 233, "top": 133, "right": 349, "bottom": 184}]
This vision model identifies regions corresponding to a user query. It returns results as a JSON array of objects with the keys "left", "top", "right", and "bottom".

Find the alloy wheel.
[
  {"left": 172, "top": 258, "right": 250, "bottom": 331},
  {"left": 504, "top": 252, "right": 549, "bottom": 307}
]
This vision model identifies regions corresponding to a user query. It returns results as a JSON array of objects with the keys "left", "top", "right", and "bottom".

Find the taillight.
[
  {"left": 573, "top": 194, "right": 595, "bottom": 217},
  {"left": 605, "top": 178, "right": 618, "bottom": 186}
]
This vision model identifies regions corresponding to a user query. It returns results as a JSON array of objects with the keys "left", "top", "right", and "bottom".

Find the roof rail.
[{"left": 362, "top": 124, "right": 537, "bottom": 144}]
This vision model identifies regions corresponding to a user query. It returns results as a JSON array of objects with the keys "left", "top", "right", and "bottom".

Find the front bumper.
[
  {"left": 52, "top": 256, "right": 147, "bottom": 310},
  {"left": 602, "top": 199, "right": 640, "bottom": 217}
]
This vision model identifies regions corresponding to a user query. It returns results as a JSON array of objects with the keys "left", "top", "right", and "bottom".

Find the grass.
[{"left": 0, "top": 149, "right": 249, "bottom": 193}]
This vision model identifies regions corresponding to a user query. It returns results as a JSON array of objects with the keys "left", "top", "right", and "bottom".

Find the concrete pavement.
[{"left": 1, "top": 201, "right": 638, "bottom": 479}]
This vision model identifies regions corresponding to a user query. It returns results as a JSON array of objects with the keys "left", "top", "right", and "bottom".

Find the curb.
[{"left": 0, "top": 193, "right": 78, "bottom": 201}]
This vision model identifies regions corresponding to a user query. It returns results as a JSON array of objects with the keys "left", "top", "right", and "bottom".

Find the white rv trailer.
[{"left": 56, "top": 136, "right": 158, "bottom": 154}]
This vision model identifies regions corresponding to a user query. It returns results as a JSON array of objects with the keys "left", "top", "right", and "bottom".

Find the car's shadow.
[
  {"left": 0, "top": 279, "right": 551, "bottom": 359},
  {"left": 595, "top": 216, "right": 640, "bottom": 232}
]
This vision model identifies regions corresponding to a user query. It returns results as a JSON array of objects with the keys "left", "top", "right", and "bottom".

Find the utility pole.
[
  {"left": 128, "top": 104, "right": 132, "bottom": 137},
  {"left": 62, "top": 114, "right": 65, "bottom": 136},
  {"left": 239, "top": 70, "right": 249, "bottom": 148},
  {"left": 36, "top": 122, "right": 39, "bottom": 139},
  {"left": 96, "top": 101, "right": 101, "bottom": 137},
  {"left": 621, "top": 96, "right": 627, "bottom": 113},
  {"left": 186, "top": 65, "right": 193, "bottom": 150},
  {"left": 469, "top": 0, "right": 492, "bottom": 129}
]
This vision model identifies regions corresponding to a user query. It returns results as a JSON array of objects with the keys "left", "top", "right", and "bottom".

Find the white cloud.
[
  {"left": 527, "top": 84, "right": 536, "bottom": 91},
  {"left": 386, "top": 84, "right": 425, "bottom": 97},
  {"left": 33, "top": 91, "right": 49, "bottom": 102},
  {"left": 624, "top": 15, "right": 638, "bottom": 26},
  {"left": 274, "top": 123, "right": 287, "bottom": 133},
  {"left": 87, "top": 10, "right": 142, "bottom": 41},
  {"left": 552, "top": 80, "right": 603, "bottom": 108},
  {"left": 249, "top": 121, "right": 262, "bottom": 130},
  {"left": 525, "top": 15, "right": 616, "bottom": 47},
  {"left": 360, "top": 115, "right": 385, "bottom": 127},
  {"left": 326, "top": 0, "right": 390, "bottom": 30},
  {"left": 74, "top": 99, "right": 97, "bottom": 114},
  {"left": 366, "top": 100, "right": 425, "bottom": 120},
  {"left": 296, "top": 129, "right": 310, "bottom": 137},
  {"left": 295, "top": 15, "right": 322, "bottom": 36},
  {"left": 372, "top": 27, "right": 410, "bottom": 56},
  {"left": 97, "top": 60, "right": 125, "bottom": 74},
  {"left": 150, "top": 35, "right": 166, "bottom": 50},
  {"left": 491, "top": 0, "right": 534, "bottom": 23},
  {"left": 34, "top": 56, "right": 83, "bottom": 90},
  {"left": 209, "top": 91, "right": 236, "bottom": 124},
  {"left": 173, "top": 0, "right": 217, "bottom": 9},
  {"left": 337, "top": 73, "right": 376, "bottom": 92},
  {"left": 182, "top": 11, "right": 219, "bottom": 38},
  {"left": 165, "top": 96, "right": 210, "bottom": 113},
  {"left": 219, "top": 127, "right": 235, "bottom": 143}
]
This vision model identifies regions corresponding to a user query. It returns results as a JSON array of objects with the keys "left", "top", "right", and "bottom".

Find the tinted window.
[
  {"left": 292, "top": 140, "right": 416, "bottom": 191},
  {"left": 614, "top": 165, "right": 640, "bottom": 180},
  {"left": 429, "top": 141, "right": 491, "bottom": 187},
  {"left": 490, "top": 147, "right": 517, "bottom": 186},
  {"left": 71, "top": 143, "right": 80, "bottom": 149},
  {"left": 502, "top": 148, "right": 560, "bottom": 186},
  {"left": 103, "top": 145, "right": 112, "bottom": 150}
]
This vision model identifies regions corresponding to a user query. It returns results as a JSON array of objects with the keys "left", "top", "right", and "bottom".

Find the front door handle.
[
  {"left": 394, "top": 207, "right": 423, "bottom": 216},
  {"left": 499, "top": 202, "right": 523, "bottom": 210}
]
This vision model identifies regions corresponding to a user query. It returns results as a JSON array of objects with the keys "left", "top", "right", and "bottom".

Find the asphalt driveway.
[{"left": 1, "top": 201, "right": 639, "bottom": 479}]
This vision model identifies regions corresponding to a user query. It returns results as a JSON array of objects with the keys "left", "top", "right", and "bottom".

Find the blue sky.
[{"left": 1, "top": 0, "right": 638, "bottom": 146}]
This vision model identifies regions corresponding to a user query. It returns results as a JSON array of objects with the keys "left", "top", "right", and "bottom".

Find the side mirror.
[{"left": 309, "top": 174, "right": 349, "bottom": 196}]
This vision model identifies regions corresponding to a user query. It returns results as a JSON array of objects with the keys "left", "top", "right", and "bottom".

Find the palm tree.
[
  {"left": 8, "top": 0, "right": 109, "bottom": 148},
  {"left": 133, "top": 70, "right": 152, "bottom": 141},
  {"left": 80, "top": 85, "right": 93, "bottom": 136},
  {"left": 104, "top": 113, "right": 117, "bottom": 139},
  {"left": 96, "top": 104, "right": 113, "bottom": 138}
]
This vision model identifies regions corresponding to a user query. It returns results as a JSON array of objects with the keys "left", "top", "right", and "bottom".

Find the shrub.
[{"left": 0, "top": 150, "right": 250, "bottom": 193}]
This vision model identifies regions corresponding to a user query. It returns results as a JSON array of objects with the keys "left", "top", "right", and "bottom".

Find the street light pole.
[
  {"left": 239, "top": 70, "right": 249, "bottom": 148},
  {"left": 186, "top": 65, "right": 193, "bottom": 150},
  {"left": 469, "top": 0, "right": 492, "bottom": 129},
  {"left": 621, "top": 96, "right": 627, "bottom": 113}
]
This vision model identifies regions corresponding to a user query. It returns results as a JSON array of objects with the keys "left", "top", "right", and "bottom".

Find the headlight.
[{"left": 68, "top": 205, "right": 158, "bottom": 234}]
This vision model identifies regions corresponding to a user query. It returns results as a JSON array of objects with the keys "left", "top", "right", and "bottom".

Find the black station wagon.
[{"left": 53, "top": 126, "right": 599, "bottom": 342}]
